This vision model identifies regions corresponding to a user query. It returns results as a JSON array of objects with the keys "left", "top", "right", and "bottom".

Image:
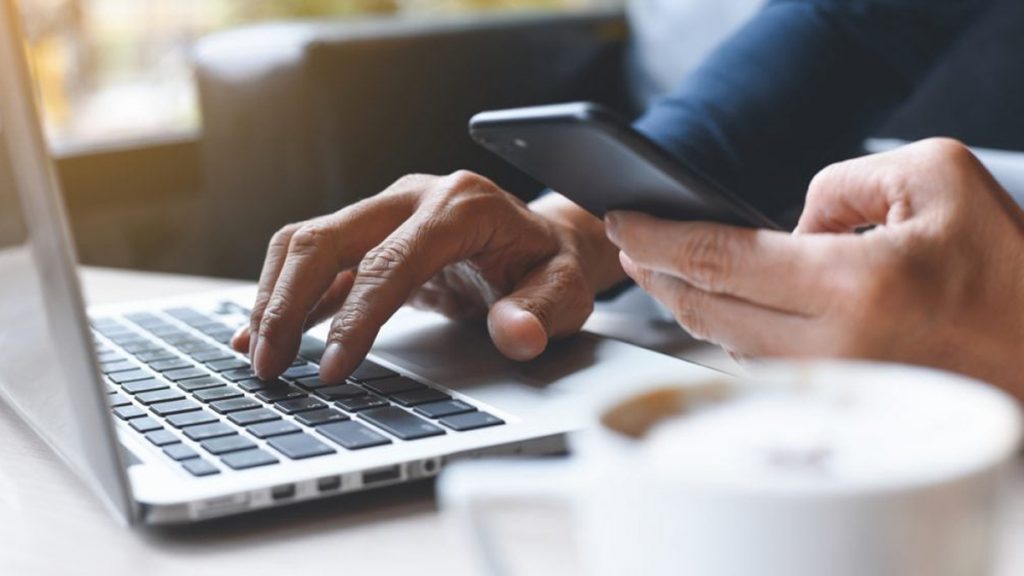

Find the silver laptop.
[{"left": 0, "top": 0, "right": 721, "bottom": 525}]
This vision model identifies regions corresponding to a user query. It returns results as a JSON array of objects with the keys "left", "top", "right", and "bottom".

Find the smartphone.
[{"left": 469, "top": 102, "right": 781, "bottom": 230}]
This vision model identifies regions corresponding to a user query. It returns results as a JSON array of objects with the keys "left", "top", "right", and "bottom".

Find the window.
[{"left": 18, "top": 0, "right": 605, "bottom": 150}]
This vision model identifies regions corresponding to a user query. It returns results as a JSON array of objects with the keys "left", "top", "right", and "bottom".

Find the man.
[{"left": 231, "top": 0, "right": 1023, "bottom": 401}]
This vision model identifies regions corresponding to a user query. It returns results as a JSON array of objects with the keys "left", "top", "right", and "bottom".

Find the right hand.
[{"left": 231, "top": 171, "right": 624, "bottom": 383}]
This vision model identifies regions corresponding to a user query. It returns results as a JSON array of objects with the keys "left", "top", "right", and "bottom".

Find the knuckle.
[
  {"left": 288, "top": 223, "right": 333, "bottom": 256},
  {"left": 328, "top": 304, "right": 370, "bottom": 342},
  {"left": 256, "top": 303, "right": 289, "bottom": 343},
  {"left": 675, "top": 228, "right": 731, "bottom": 291},
  {"left": 269, "top": 222, "right": 302, "bottom": 249},
  {"left": 918, "top": 137, "right": 973, "bottom": 165},
  {"left": 445, "top": 169, "right": 489, "bottom": 191},
  {"left": 359, "top": 237, "right": 413, "bottom": 279},
  {"left": 387, "top": 173, "right": 435, "bottom": 195}
]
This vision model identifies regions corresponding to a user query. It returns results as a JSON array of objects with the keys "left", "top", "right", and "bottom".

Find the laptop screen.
[{"left": 0, "top": 0, "right": 134, "bottom": 523}]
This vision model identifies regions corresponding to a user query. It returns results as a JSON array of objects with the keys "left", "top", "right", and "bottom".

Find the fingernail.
[
  {"left": 604, "top": 212, "right": 621, "bottom": 244},
  {"left": 253, "top": 341, "right": 271, "bottom": 379},
  {"left": 319, "top": 342, "right": 345, "bottom": 381}
]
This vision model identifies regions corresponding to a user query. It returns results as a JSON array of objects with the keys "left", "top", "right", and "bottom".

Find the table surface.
[{"left": 1, "top": 267, "right": 1021, "bottom": 575}]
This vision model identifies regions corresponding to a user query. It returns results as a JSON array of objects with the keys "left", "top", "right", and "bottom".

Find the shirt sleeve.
[{"left": 632, "top": 0, "right": 993, "bottom": 217}]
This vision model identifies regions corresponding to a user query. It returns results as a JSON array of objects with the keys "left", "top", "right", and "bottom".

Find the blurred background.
[
  {"left": 12, "top": 0, "right": 1023, "bottom": 281},
  {"left": 20, "top": 0, "right": 598, "bottom": 149}
]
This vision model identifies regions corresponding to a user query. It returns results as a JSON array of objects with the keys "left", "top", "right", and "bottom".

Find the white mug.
[{"left": 440, "top": 361, "right": 1022, "bottom": 576}]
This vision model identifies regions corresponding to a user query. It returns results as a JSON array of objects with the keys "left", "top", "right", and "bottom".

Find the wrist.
[{"left": 529, "top": 193, "right": 626, "bottom": 293}]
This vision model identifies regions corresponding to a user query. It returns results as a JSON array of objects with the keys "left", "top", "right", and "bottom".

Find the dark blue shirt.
[{"left": 632, "top": 0, "right": 993, "bottom": 217}]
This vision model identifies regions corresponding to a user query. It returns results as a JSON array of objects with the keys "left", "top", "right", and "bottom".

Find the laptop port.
[
  {"left": 316, "top": 475, "right": 341, "bottom": 492},
  {"left": 363, "top": 465, "right": 402, "bottom": 486},
  {"left": 271, "top": 484, "right": 295, "bottom": 501}
]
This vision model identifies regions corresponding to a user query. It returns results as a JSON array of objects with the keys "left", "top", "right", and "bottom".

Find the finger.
[
  {"left": 607, "top": 211, "right": 833, "bottom": 315},
  {"left": 253, "top": 192, "right": 413, "bottom": 379},
  {"left": 246, "top": 223, "right": 301, "bottom": 357},
  {"left": 231, "top": 325, "right": 251, "bottom": 354},
  {"left": 621, "top": 253, "right": 817, "bottom": 356},
  {"left": 487, "top": 255, "right": 594, "bottom": 361},
  {"left": 318, "top": 194, "right": 497, "bottom": 383}
]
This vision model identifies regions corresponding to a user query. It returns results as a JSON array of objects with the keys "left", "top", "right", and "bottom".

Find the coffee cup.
[{"left": 440, "top": 361, "right": 1021, "bottom": 576}]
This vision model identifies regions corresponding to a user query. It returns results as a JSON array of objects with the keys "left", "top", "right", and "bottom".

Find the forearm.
[{"left": 634, "top": 0, "right": 993, "bottom": 217}]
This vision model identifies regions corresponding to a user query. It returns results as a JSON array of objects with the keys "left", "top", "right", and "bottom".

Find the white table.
[{"left": 0, "top": 267, "right": 1021, "bottom": 575}]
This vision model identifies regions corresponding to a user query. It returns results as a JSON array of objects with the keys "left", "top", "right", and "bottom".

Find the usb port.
[
  {"left": 271, "top": 484, "right": 295, "bottom": 501},
  {"left": 317, "top": 475, "right": 341, "bottom": 492},
  {"left": 363, "top": 465, "right": 401, "bottom": 486}
]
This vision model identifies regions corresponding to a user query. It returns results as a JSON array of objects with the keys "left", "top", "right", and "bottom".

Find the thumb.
[
  {"left": 486, "top": 258, "right": 594, "bottom": 361},
  {"left": 796, "top": 152, "right": 911, "bottom": 234}
]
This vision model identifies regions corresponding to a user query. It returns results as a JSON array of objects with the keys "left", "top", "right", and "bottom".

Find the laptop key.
[
  {"left": 440, "top": 411, "right": 505, "bottom": 431},
  {"left": 190, "top": 349, "right": 233, "bottom": 363},
  {"left": 148, "top": 358, "right": 193, "bottom": 372},
  {"left": 414, "top": 399, "right": 476, "bottom": 419},
  {"left": 201, "top": 435, "right": 256, "bottom": 455},
  {"left": 164, "top": 367, "right": 208, "bottom": 381},
  {"left": 100, "top": 360, "right": 136, "bottom": 374},
  {"left": 318, "top": 421, "right": 391, "bottom": 450},
  {"left": 210, "top": 397, "right": 261, "bottom": 414},
  {"left": 391, "top": 388, "right": 450, "bottom": 407},
  {"left": 129, "top": 417, "right": 163, "bottom": 433},
  {"left": 247, "top": 420, "right": 301, "bottom": 439},
  {"left": 267, "top": 433, "right": 335, "bottom": 460},
  {"left": 163, "top": 443, "right": 199, "bottom": 461},
  {"left": 359, "top": 407, "right": 445, "bottom": 440},
  {"left": 113, "top": 405, "right": 145, "bottom": 420},
  {"left": 220, "top": 448, "right": 279, "bottom": 470},
  {"left": 361, "top": 376, "right": 425, "bottom": 396},
  {"left": 183, "top": 422, "right": 235, "bottom": 441},
  {"left": 299, "top": 335, "right": 327, "bottom": 363},
  {"left": 314, "top": 383, "right": 365, "bottom": 401},
  {"left": 335, "top": 395, "right": 388, "bottom": 412},
  {"left": 167, "top": 410, "right": 217, "bottom": 428},
  {"left": 207, "top": 358, "right": 249, "bottom": 372},
  {"left": 194, "top": 386, "right": 242, "bottom": 402},
  {"left": 282, "top": 364, "right": 320, "bottom": 380},
  {"left": 237, "top": 377, "right": 286, "bottom": 392},
  {"left": 255, "top": 386, "right": 306, "bottom": 403},
  {"left": 275, "top": 397, "right": 327, "bottom": 414},
  {"left": 146, "top": 430, "right": 180, "bottom": 447},
  {"left": 295, "top": 376, "right": 331, "bottom": 390},
  {"left": 222, "top": 367, "right": 256, "bottom": 382},
  {"left": 135, "top": 349, "right": 176, "bottom": 363},
  {"left": 96, "top": 350, "right": 125, "bottom": 363},
  {"left": 348, "top": 360, "right": 398, "bottom": 382},
  {"left": 108, "top": 392, "right": 132, "bottom": 408},
  {"left": 178, "top": 375, "right": 224, "bottom": 392},
  {"left": 228, "top": 408, "right": 280, "bottom": 426},
  {"left": 181, "top": 458, "right": 220, "bottom": 477},
  {"left": 295, "top": 408, "right": 349, "bottom": 427},
  {"left": 120, "top": 378, "right": 167, "bottom": 394},
  {"left": 150, "top": 399, "right": 201, "bottom": 417},
  {"left": 108, "top": 369, "right": 153, "bottom": 384},
  {"left": 136, "top": 388, "right": 186, "bottom": 405}
]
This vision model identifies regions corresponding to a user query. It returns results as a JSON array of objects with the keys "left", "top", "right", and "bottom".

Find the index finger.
[
  {"left": 606, "top": 211, "right": 840, "bottom": 315},
  {"left": 251, "top": 191, "right": 414, "bottom": 379}
]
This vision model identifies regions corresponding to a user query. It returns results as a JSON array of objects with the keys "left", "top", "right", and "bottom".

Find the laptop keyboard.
[{"left": 91, "top": 304, "right": 504, "bottom": 477}]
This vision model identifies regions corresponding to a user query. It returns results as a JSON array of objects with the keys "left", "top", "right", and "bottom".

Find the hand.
[
  {"left": 606, "top": 139, "right": 1024, "bottom": 399},
  {"left": 232, "top": 171, "right": 623, "bottom": 383}
]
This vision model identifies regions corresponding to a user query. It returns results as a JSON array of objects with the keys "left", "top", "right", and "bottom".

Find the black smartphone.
[{"left": 469, "top": 102, "right": 781, "bottom": 230}]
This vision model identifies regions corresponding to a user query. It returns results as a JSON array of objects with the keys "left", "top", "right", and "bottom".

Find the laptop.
[{"left": 0, "top": 0, "right": 722, "bottom": 525}]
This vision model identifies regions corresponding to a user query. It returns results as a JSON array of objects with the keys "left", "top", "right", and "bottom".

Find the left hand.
[{"left": 605, "top": 139, "right": 1024, "bottom": 399}]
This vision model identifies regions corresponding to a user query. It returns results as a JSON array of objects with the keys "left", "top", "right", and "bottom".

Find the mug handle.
[{"left": 438, "top": 459, "right": 580, "bottom": 576}]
